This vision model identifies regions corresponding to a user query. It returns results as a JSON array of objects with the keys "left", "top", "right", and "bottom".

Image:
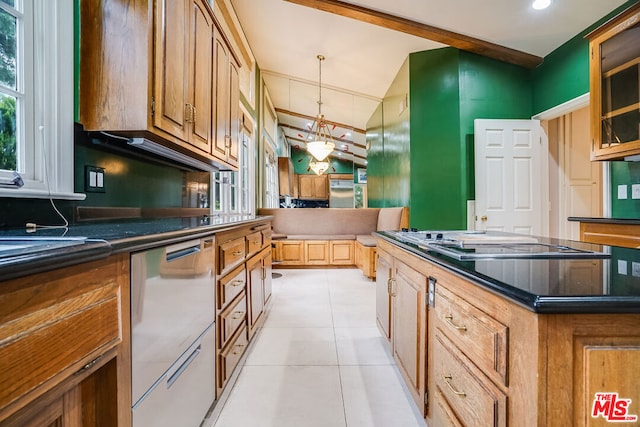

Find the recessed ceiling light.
[{"left": 532, "top": 0, "right": 550, "bottom": 10}]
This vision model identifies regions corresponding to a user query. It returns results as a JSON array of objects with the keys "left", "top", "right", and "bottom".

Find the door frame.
[{"left": 532, "top": 93, "right": 611, "bottom": 219}]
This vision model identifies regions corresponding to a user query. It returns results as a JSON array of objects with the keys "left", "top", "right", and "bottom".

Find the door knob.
[{"left": 480, "top": 215, "right": 487, "bottom": 221}]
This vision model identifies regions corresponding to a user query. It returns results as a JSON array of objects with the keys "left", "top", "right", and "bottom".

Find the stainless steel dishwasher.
[{"left": 131, "top": 238, "right": 216, "bottom": 426}]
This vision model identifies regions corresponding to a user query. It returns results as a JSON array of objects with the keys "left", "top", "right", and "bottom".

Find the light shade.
[
  {"left": 309, "top": 161, "right": 330, "bottom": 175},
  {"left": 306, "top": 140, "right": 335, "bottom": 161}
]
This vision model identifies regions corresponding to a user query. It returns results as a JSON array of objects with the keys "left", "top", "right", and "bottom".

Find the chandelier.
[
  {"left": 305, "top": 55, "right": 335, "bottom": 161},
  {"left": 309, "top": 160, "right": 330, "bottom": 175}
]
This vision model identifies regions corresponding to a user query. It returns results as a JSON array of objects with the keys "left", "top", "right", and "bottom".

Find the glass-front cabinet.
[{"left": 588, "top": 3, "right": 640, "bottom": 161}]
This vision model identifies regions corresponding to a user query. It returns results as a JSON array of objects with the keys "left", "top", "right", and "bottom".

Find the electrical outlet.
[
  {"left": 85, "top": 165, "right": 105, "bottom": 193},
  {"left": 632, "top": 262, "right": 640, "bottom": 278},
  {"left": 632, "top": 184, "right": 640, "bottom": 199}
]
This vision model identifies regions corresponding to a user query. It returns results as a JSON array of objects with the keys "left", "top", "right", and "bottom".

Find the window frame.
[{"left": 0, "top": 0, "right": 82, "bottom": 200}]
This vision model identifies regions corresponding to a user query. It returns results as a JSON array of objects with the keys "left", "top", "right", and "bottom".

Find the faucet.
[{"left": 0, "top": 171, "right": 24, "bottom": 189}]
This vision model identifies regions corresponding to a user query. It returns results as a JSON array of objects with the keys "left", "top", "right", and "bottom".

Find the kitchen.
[{"left": 1, "top": 0, "right": 640, "bottom": 426}]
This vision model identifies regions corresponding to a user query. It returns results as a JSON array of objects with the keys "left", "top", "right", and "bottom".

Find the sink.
[{"left": 0, "top": 237, "right": 88, "bottom": 259}]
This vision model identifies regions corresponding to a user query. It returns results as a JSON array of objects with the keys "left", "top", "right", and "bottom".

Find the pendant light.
[
  {"left": 309, "top": 160, "right": 330, "bottom": 175},
  {"left": 305, "top": 55, "right": 335, "bottom": 161}
]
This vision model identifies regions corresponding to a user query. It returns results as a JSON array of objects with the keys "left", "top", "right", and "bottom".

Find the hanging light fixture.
[
  {"left": 309, "top": 160, "right": 330, "bottom": 175},
  {"left": 305, "top": 54, "right": 335, "bottom": 161}
]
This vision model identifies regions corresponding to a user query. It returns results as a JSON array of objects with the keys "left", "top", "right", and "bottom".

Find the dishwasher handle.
[
  {"left": 165, "top": 239, "right": 202, "bottom": 262},
  {"left": 166, "top": 344, "right": 201, "bottom": 389}
]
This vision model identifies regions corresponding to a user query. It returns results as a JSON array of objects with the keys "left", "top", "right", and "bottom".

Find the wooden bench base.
[
  {"left": 273, "top": 240, "right": 355, "bottom": 266},
  {"left": 355, "top": 241, "right": 376, "bottom": 279}
]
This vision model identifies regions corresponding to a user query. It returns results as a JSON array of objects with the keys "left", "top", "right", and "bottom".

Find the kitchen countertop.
[
  {"left": 375, "top": 230, "right": 640, "bottom": 314},
  {"left": 0, "top": 214, "right": 269, "bottom": 282},
  {"left": 568, "top": 217, "right": 640, "bottom": 225}
]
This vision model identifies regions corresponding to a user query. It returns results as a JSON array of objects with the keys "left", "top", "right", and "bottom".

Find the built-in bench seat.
[{"left": 257, "top": 207, "right": 408, "bottom": 278}]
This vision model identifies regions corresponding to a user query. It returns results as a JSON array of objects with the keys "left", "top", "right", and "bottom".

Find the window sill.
[{"left": 0, "top": 189, "right": 86, "bottom": 200}]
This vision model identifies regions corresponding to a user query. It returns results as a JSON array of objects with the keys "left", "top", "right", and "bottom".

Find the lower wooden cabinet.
[
  {"left": 375, "top": 249, "right": 393, "bottom": 341},
  {"left": 246, "top": 247, "right": 272, "bottom": 339},
  {"left": 274, "top": 241, "right": 304, "bottom": 265},
  {"left": 329, "top": 241, "right": 354, "bottom": 265},
  {"left": 304, "top": 241, "right": 329, "bottom": 265},
  {"left": 0, "top": 255, "right": 130, "bottom": 426},
  {"left": 391, "top": 259, "right": 428, "bottom": 415}
]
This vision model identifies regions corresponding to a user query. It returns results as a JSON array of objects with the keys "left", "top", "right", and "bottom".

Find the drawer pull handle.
[
  {"left": 232, "top": 311, "right": 245, "bottom": 320},
  {"left": 230, "top": 280, "right": 244, "bottom": 287},
  {"left": 232, "top": 250, "right": 243, "bottom": 256},
  {"left": 253, "top": 240, "right": 260, "bottom": 245},
  {"left": 232, "top": 344, "right": 245, "bottom": 355},
  {"left": 445, "top": 315, "right": 467, "bottom": 331},
  {"left": 443, "top": 375, "right": 466, "bottom": 397}
]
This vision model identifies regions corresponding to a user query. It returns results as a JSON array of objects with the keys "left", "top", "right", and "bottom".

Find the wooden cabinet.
[
  {"left": 273, "top": 240, "right": 304, "bottom": 265},
  {"left": 215, "top": 221, "right": 272, "bottom": 395},
  {"left": 304, "top": 241, "right": 329, "bottom": 265},
  {"left": 375, "top": 249, "right": 393, "bottom": 341},
  {"left": 80, "top": 0, "right": 241, "bottom": 170},
  {"left": 0, "top": 255, "right": 131, "bottom": 426},
  {"left": 278, "top": 157, "right": 296, "bottom": 197},
  {"left": 578, "top": 220, "right": 640, "bottom": 248},
  {"left": 588, "top": 3, "right": 640, "bottom": 161},
  {"left": 298, "top": 174, "right": 329, "bottom": 200},
  {"left": 329, "top": 241, "right": 354, "bottom": 265},
  {"left": 153, "top": 0, "right": 213, "bottom": 152},
  {"left": 545, "top": 314, "right": 640, "bottom": 426},
  {"left": 212, "top": 30, "right": 240, "bottom": 169},
  {"left": 246, "top": 247, "right": 272, "bottom": 339},
  {"left": 391, "top": 259, "right": 428, "bottom": 414}
]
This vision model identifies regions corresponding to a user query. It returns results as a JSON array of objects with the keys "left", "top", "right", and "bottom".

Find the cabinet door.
[
  {"left": 298, "top": 175, "right": 314, "bottom": 199},
  {"left": 227, "top": 61, "right": 240, "bottom": 168},
  {"left": 2, "top": 386, "right": 82, "bottom": 427},
  {"left": 153, "top": 0, "right": 190, "bottom": 141},
  {"left": 213, "top": 33, "right": 230, "bottom": 161},
  {"left": 247, "top": 256, "right": 264, "bottom": 338},
  {"left": 188, "top": 0, "right": 213, "bottom": 152},
  {"left": 392, "top": 259, "right": 427, "bottom": 415},
  {"left": 313, "top": 175, "right": 328, "bottom": 199},
  {"left": 375, "top": 250, "right": 393, "bottom": 341},
  {"left": 263, "top": 250, "right": 272, "bottom": 305}
]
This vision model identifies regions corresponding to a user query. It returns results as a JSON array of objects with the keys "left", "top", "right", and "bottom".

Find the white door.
[{"left": 474, "top": 119, "right": 548, "bottom": 236}]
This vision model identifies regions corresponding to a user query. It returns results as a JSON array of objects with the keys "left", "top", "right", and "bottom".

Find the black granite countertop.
[
  {"left": 375, "top": 231, "right": 640, "bottom": 314},
  {"left": 568, "top": 217, "right": 640, "bottom": 225},
  {"left": 0, "top": 215, "right": 269, "bottom": 281}
]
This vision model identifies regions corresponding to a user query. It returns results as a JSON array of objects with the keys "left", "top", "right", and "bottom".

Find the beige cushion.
[
  {"left": 356, "top": 235, "right": 377, "bottom": 247},
  {"left": 258, "top": 208, "right": 380, "bottom": 236},
  {"left": 287, "top": 234, "right": 356, "bottom": 240},
  {"left": 377, "top": 207, "right": 404, "bottom": 231}
]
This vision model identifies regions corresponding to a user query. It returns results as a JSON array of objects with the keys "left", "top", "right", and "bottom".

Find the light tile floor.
[{"left": 210, "top": 268, "right": 426, "bottom": 427}]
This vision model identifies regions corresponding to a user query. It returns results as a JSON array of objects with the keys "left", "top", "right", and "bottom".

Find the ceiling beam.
[
  {"left": 275, "top": 107, "right": 367, "bottom": 134},
  {"left": 283, "top": 0, "right": 543, "bottom": 69}
]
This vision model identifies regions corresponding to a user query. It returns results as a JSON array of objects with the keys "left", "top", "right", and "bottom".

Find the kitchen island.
[{"left": 375, "top": 230, "right": 640, "bottom": 427}]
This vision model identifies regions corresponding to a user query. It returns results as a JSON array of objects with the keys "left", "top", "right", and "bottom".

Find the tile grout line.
[{"left": 326, "top": 271, "right": 350, "bottom": 427}]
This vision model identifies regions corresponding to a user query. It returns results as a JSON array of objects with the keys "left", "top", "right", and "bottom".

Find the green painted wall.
[
  {"left": 611, "top": 162, "right": 640, "bottom": 218},
  {"left": 366, "top": 101, "right": 384, "bottom": 207},
  {"left": 405, "top": 48, "right": 532, "bottom": 230}
]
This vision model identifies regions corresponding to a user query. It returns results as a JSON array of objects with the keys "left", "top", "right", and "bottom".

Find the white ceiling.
[{"left": 229, "top": 0, "right": 629, "bottom": 165}]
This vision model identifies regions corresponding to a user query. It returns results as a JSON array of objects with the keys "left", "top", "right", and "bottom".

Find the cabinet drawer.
[
  {"left": 219, "top": 294, "right": 247, "bottom": 349},
  {"left": 434, "top": 335, "right": 507, "bottom": 427},
  {"left": 0, "top": 278, "right": 121, "bottom": 411},
  {"left": 217, "top": 265, "right": 246, "bottom": 310},
  {"left": 246, "top": 231, "right": 263, "bottom": 256},
  {"left": 218, "top": 326, "right": 248, "bottom": 390},
  {"left": 435, "top": 284, "right": 508, "bottom": 385},
  {"left": 219, "top": 236, "right": 246, "bottom": 274},
  {"left": 432, "top": 391, "right": 464, "bottom": 427},
  {"left": 262, "top": 229, "right": 272, "bottom": 247}
]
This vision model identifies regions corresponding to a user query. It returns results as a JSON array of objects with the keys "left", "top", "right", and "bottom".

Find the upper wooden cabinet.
[
  {"left": 588, "top": 3, "right": 640, "bottom": 161},
  {"left": 79, "top": 0, "right": 240, "bottom": 171},
  {"left": 298, "top": 174, "right": 328, "bottom": 200},
  {"left": 278, "top": 157, "right": 295, "bottom": 197},
  {"left": 212, "top": 31, "right": 241, "bottom": 169}
]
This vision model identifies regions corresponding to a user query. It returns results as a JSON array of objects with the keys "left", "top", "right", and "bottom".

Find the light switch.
[
  {"left": 85, "top": 165, "right": 106, "bottom": 193},
  {"left": 618, "top": 184, "right": 628, "bottom": 200},
  {"left": 632, "top": 184, "right": 640, "bottom": 199}
]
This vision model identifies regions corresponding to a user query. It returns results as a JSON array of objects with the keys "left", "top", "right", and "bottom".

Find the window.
[
  {"left": 211, "top": 109, "right": 255, "bottom": 215},
  {"left": 0, "top": 1, "right": 80, "bottom": 199},
  {"left": 264, "top": 142, "right": 278, "bottom": 208}
]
